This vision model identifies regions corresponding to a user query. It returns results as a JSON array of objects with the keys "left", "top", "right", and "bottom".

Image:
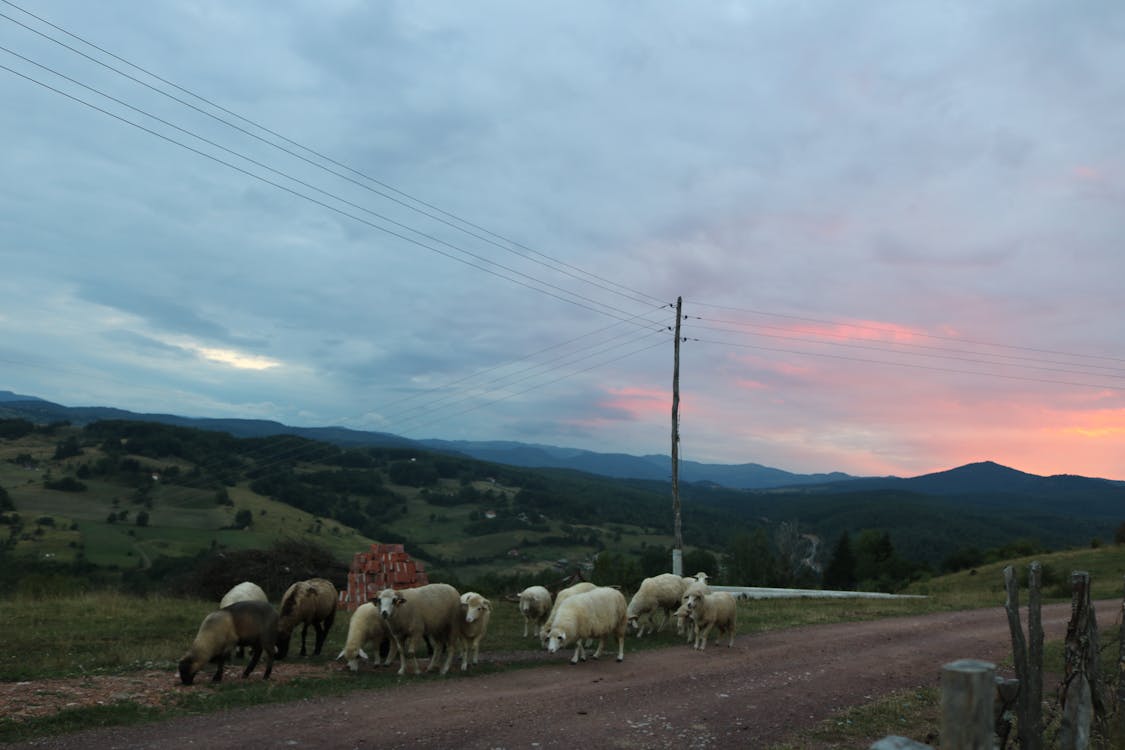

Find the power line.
[
  {"left": 0, "top": 58, "right": 663, "bottom": 327},
  {"left": 0, "top": 2, "right": 665, "bottom": 309},
  {"left": 686, "top": 300, "right": 1125, "bottom": 366},
  {"left": 688, "top": 321, "right": 1125, "bottom": 383},
  {"left": 689, "top": 334, "right": 1124, "bottom": 392}
]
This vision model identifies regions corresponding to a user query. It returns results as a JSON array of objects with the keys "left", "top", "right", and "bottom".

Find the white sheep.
[
  {"left": 683, "top": 581, "right": 737, "bottom": 650},
  {"left": 335, "top": 602, "right": 397, "bottom": 672},
  {"left": 219, "top": 581, "right": 269, "bottom": 659},
  {"left": 375, "top": 583, "right": 462, "bottom": 676},
  {"left": 538, "top": 581, "right": 597, "bottom": 645},
  {"left": 517, "top": 585, "right": 552, "bottom": 638},
  {"left": 546, "top": 586, "right": 628, "bottom": 664},
  {"left": 676, "top": 575, "right": 710, "bottom": 639},
  {"left": 457, "top": 591, "right": 492, "bottom": 671},
  {"left": 626, "top": 573, "right": 689, "bottom": 637},
  {"left": 179, "top": 600, "right": 278, "bottom": 684}
]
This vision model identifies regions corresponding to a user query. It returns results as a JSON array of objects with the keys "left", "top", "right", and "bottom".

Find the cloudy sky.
[{"left": 2, "top": 1, "right": 1123, "bottom": 480}]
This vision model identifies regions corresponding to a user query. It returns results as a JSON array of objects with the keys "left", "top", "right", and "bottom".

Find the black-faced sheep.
[
  {"left": 375, "top": 583, "right": 462, "bottom": 676},
  {"left": 457, "top": 591, "right": 492, "bottom": 671},
  {"left": 546, "top": 586, "right": 628, "bottom": 664},
  {"left": 335, "top": 601, "right": 397, "bottom": 672},
  {"left": 683, "top": 581, "right": 737, "bottom": 650},
  {"left": 517, "top": 585, "right": 552, "bottom": 638},
  {"left": 276, "top": 577, "right": 338, "bottom": 659},
  {"left": 626, "top": 573, "right": 688, "bottom": 637},
  {"left": 538, "top": 580, "right": 597, "bottom": 645},
  {"left": 178, "top": 600, "right": 278, "bottom": 685},
  {"left": 219, "top": 581, "right": 268, "bottom": 659}
]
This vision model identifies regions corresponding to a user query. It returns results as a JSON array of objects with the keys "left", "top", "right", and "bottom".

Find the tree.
[
  {"left": 233, "top": 509, "right": 253, "bottom": 529},
  {"left": 724, "top": 529, "right": 777, "bottom": 586},
  {"left": 135, "top": 510, "right": 149, "bottom": 527},
  {"left": 822, "top": 531, "right": 857, "bottom": 591},
  {"left": 1115, "top": 521, "right": 1125, "bottom": 546},
  {"left": 854, "top": 530, "right": 895, "bottom": 586},
  {"left": 683, "top": 548, "right": 719, "bottom": 581},
  {"left": 53, "top": 435, "right": 82, "bottom": 460}
]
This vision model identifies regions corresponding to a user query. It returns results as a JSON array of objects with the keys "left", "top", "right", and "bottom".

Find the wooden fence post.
[
  {"left": 1116, "top": 574, "right": 1125, "bottom": 745},
  {"left": 1003, "top": 563, "right": 1043, "bottom": 750},
  {"left": 1059, "top": 570, "right": 1104, "bottom": 750},
  {"left": 941, "top": 659, "right": 996, "bottom": 749}
]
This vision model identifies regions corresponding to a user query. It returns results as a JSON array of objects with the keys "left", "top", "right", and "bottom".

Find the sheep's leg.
[
  {"left": 426, "top": 638, "right": 444, "bottom": 672},
  {"left": 570, "top": 642, "right": 583, "bottom": 664},
  {"left": 317, "top": 611, "right": 335, "bottom": 655},
  {"left": 460, "top": 636, "right": 469, "bottom": 672},
  {"left": 522, "top": 616, "right": 529, "bottom": 637},
  {"left": 472, "top": 639, "right": 481, "bottom": 665},
  {"left": 615, "top": 633, "right": 625, "bottom": 662},
  {"left": 312, "top": 622, "right": 327, "bottom": 656},
  {"left": 212, "top": 654, "right": 226, "bottom": 682},
  {"left": 262, "top": 649, "right": 274, "bottom": 679},
  {"left": 391, "top": 634, "right": 409, "bottom": 676},
  {"left": 299, "top": 622, "right": 310, "bottom": 657},
  {"left": 408, "top": 636, "right": 423, "bottom": 675},
  {"left": 383, "top": 637, "right": 399, "bottom": 667},
  {"left": 439, "top": 637, "right": 454, "bottom": 675},
  {"left": 243, "top": 645, "right": 262, "bottom": 678},
  {"left": 591, "top": 637, "right": 605, "bottom": 659},
  {"left": 696, "top": 622, "right": 714, "bottom": 651}
]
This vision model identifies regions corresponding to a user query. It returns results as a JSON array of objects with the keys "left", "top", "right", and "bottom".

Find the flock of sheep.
[{"left": 177, "top": 571, "right": 737, "bottom": 685}]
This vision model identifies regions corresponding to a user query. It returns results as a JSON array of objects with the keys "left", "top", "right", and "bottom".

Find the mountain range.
[{"left": 2, "top": 390, "right": 1122, "bottom": 498}]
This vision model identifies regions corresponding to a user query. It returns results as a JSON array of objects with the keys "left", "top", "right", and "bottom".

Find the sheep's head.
[
  {"left": 684, "top": 592, "right": 704, "bottom": 612},
  {"left": 626, "top": 615, "right": 640, "bottom": 632},
  {"left": 546, "top": 628, "right": 568, "bottom": 653},
  {"left": 461, "top": 593, "right": 490, "bottom": 623},
  {"left": 375, "top": 588, "right": 404, "bottom": 619},
  {"left": 178, "top": 655, "right": 200, "bottom": 685}
]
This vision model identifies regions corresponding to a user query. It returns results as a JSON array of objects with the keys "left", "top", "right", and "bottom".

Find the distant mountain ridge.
[{"left": 1, "top": 391, "right": 1121, "bottom": 495}]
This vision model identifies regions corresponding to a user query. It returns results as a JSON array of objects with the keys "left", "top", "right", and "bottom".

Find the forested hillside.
[{"left": 1, "top": 417, "right": 1120, "bottom": 598}]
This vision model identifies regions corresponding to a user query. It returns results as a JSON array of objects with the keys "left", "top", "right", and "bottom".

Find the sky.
[{"left": 2, "top": 1, "right": 1124, "bottom": 481}]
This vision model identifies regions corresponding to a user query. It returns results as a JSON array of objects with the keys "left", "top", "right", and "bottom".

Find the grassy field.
[
  {"left": 8, "top": 544, "right": 1124, "bottom": 744},
  {"left": 1, "top": 433, "right": 677, "bottom": 583}
]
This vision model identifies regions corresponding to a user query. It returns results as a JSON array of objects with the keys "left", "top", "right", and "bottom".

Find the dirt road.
[{"left": 6, "top": 602, "right": 1087, "bottom": 749}]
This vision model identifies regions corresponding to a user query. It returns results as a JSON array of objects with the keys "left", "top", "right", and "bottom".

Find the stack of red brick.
[{"left": 337, "top": 543, "right": 430, "bottom": 611}]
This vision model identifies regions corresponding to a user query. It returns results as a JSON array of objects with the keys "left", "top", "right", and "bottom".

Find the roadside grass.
[
  {"left": 3, "top": 546, "right": 1123, "bottom": 744},
  {"left": 769, "top": 687, "right": 941, "bottom": 750}
]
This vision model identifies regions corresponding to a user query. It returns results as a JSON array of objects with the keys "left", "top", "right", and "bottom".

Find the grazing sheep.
[
  {"left": 276, "top": 578, "right": 338, "bottom": 659},
  {"left": 538, "top": 581, "right": 597, "bottom": 645},
  {"left": 517, "top": 585, "right": 552, "bottom": 638},
  {"left": 627, "top": 573, "right": 689, "bottom": 637},
  {"left": 683, "top": 582, "right": 737, "bottom": 650},
  {"left": 219, "top": 581, "right": 268, "bottom": 659},
  {"left": 546, "top": 586, "right": 628, "bottom": 664},
  {"left": 457, "top": 591, "right": 492, "bottom": 671},
  {"left": 178, "top": 600, "right": 278, "bottom": 685},
  {"left": 677, "top": 576, "right": 710, "bottom": 638},
  {"left": 335, "top": 602, "right": 397, "bottom": 672},
  {"left": 375, "top": 583, "right": 462, "bottom": 676}
]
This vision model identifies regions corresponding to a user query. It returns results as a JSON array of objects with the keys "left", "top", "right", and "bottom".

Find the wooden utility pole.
[{"left": 671, "top": 296, "right": 683, "bottom": 575}]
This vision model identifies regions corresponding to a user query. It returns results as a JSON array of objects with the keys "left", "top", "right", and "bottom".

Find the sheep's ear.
[
  {"left": 482, "top": 598, "right": 492, "bottom": 611},
  {"left": 394, "top": 594, "right": 406, "bottom": 606}
]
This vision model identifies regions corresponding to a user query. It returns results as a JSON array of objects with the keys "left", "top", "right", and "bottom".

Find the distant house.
[{"left": 484, "top": 510, "right": 497, "bottom": 519}]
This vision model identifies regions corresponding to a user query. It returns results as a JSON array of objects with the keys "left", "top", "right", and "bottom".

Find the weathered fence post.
[
  {"left": 941, "top": 659, "right": 996, "bottom": 749},
  {"left": 1059, "top": 570, "right": 1104, "bottom": 750},
  {"left": 1003, "top": 563, "right": 1043, "bottom": 750},
  {"left": 1116, "top": 574, "right": 1125, "bottom": 745}
]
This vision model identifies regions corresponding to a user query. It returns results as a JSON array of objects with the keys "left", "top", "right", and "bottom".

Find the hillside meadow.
[{"left": 2, "top": 544, "right": 1123, "bottom": 744}]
